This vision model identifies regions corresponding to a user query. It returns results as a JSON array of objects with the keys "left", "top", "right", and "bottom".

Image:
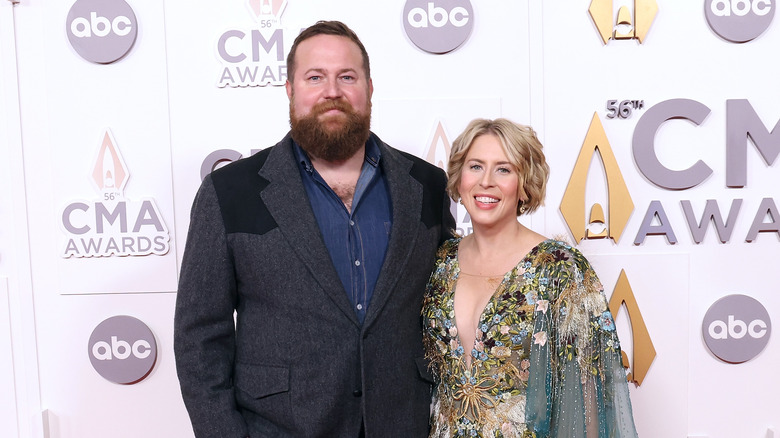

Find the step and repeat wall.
[{"left": 1, "top": 1, "right": 777, "bottom": 437}]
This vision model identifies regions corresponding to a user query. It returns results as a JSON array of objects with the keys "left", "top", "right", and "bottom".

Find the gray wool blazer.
[{"left": 174, "top": 132, "right": 455, "bottom": 438}]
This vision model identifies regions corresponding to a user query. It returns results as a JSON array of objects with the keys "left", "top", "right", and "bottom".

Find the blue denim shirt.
[{"left": 294, "top": 140, "right": 392, "bottom": 324}]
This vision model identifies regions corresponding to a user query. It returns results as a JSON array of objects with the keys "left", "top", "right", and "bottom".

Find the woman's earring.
[
  {"left": 459, "top": 199, "right": 463, "bottom": 205},
  {"left": 519, "top": 201, "right": 527, "bottom": 214}
]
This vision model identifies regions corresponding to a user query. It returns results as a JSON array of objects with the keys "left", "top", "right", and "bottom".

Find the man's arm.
[
  {"left": 436, "top": 168, "right": 456, "bottom": 243},
  {"left": 440, "top": 182, "right": 456, "bottom": 243},
  {"left": 174, "top": 176, "right": 249, "bottom": 438}
]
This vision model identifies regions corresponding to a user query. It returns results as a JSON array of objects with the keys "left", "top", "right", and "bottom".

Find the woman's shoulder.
[
  {"left": 530, "top": 239, "right": 593, "bottom": 272},
  {"left": 532, "top": 238, "right": 579, "bottom": 257},
  {"left": 436, "top": 236, "right": 462, "bottom": 259}
]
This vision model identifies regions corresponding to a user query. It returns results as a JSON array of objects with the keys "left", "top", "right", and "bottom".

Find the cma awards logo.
[
  {"left": 66, "top": 0, "right": 138, "bottom": 64},
  {"left": 216, "top": 0, "right": 297, "bottom": 87},
  {"left": 60, "top": 130, "right": 170, "bottom": 258},
  {"left": 562, "top": 99, "right": 780, "bottom": 246},
  {"left": 588, "top": 0, "right": 658, "bottom": 44}
]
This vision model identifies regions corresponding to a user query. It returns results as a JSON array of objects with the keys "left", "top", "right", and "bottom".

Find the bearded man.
[{"left": 174, "top": 21, "right": 454, "bottom": 438}]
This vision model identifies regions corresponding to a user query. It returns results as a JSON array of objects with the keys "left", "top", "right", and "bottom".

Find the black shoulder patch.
[
  {"left": 403, "top": 152, "right": 448, "bottom": 230},
  {"left": 210, "top": 149, "right": 278, "bottom": 235}
]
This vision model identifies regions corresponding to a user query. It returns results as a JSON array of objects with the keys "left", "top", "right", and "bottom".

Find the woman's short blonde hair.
[{"left": 447, "top": 118, "right": 549, "bottom": 215}]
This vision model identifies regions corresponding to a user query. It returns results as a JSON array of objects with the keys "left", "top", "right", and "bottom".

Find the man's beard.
[{"left": 289, "top": 97, "right": 371, "bottom": 162}]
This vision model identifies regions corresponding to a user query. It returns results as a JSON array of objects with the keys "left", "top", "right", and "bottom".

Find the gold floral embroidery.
[{"left": 451, "top": 375, "right": 499, "bottom": 420}]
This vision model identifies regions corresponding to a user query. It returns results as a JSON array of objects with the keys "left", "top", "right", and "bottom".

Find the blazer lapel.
[
  {"left": 258, "top": 136, "right": 360, "bottom": 327},
  {"left": 363, "top": 141, "right": 423, "bottom": 327}
]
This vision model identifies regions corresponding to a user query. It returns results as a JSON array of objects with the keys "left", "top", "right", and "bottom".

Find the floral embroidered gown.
[{"left": 422, "top": 239, "right": 638, "bottom": 438}]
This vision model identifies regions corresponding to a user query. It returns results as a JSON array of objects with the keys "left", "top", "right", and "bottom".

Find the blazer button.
[{"left": 353, "top": 389, "right": 363, "bottom": 397}]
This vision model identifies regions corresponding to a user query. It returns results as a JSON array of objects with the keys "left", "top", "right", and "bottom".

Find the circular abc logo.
[
  {"left": 702, "top": 294, "right": 771, "bottom": 363},
  {"left": 705, "top": 0, "right": 775, "bottom": 43},
  {"left": 403, "top": 0, "right": 474, "bottom": 54},
  {"left": 66, "top": 0, "right": 138, "bottom": 64},
  {"left": 88, "top": 315, "right": 157, "bottom": 384}
]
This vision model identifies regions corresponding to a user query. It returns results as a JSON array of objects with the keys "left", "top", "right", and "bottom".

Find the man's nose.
[{"left": 323, "top": 79, "right": 343, "bottom": 99}]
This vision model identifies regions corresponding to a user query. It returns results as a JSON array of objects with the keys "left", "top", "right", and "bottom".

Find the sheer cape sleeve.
[{"left": 524, "top": 244, "right": 638, "bottom": 438}]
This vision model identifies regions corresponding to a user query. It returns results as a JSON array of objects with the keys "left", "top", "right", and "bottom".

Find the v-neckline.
[{"left": 450, "top": 238, "right": 549, "bottom": 368}]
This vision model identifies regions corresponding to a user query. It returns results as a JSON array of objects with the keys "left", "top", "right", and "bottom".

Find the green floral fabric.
[{"left": 422, "top": 239, "right": 638, "bottom": 438}]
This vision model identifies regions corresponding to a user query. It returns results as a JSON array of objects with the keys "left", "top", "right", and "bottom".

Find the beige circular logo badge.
[
  {"left": 88, "top": 315, "right": 157, "bottom": 384},
  {"left": 702, "top": 294, "right": 771, "bottom": 363},
  {"left": 403, "top": 0, "right": 474, "bottom": 54},
  {"left": 66, "top": 0, "right": 138, "bottom": 63}
]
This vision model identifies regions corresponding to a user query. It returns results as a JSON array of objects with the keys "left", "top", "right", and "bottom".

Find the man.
[{"left": 174, "top": 21, "right": 454, "bottom": 438}]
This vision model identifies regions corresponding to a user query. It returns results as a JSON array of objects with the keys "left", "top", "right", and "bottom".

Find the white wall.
[{"left": 1, "top": 1, "right": 777, "bottom": 437}]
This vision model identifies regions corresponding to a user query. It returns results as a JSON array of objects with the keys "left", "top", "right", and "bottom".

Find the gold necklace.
[{"left": 459, "top": 271, "right": 505, "bottom": 288}]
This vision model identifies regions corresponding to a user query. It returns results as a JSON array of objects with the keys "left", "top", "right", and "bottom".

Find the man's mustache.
[{"left": 312, "top": 99, "right": 354, "bottom": 116}]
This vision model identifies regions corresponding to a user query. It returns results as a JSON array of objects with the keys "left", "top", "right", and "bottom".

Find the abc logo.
[
  {"left": 407, "top": 3, "right": 470, "bottom": 28},
  {"left": 705, "top": 0, "right": 775, "bottom": 43},
  {"left": 710, "top": 0, "right": 772, "bottom": 16},
  {"left": 91, "top": 336, "right": 152, "bottom": 360},
  {"left": 70, "top": 13, "right": 133, "bottom": 38},
  {"left": 66, "top": 0, "right": 138, "bottom": 64},
  {"left": 403, "top": 0, "right": 474, "bottom": 54},
  {"left": 707, "top": 315, "right": 767, "bottom": 340},
  {"left": 88, "top": 315, "right": 157, "bottom": 384},
  {"left": 702, "top": 294, "right": 772, "bottom": 363}
]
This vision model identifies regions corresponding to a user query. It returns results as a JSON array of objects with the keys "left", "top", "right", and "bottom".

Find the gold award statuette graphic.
[
  {"left": 609, "top": 270, "right": 656, "bottom": 385},
  {"left": 560, "top": 113, "right": 633, "bottom": 243},
  {"left": 589, "top": 0, "right": 658, "bottom": 44}
]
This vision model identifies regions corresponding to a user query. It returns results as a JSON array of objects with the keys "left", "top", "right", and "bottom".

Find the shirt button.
[
  {"left": 357, "top": 304, "right": 363, "bottom": 310},
  {"left": 350, "top": 220, "right": 355, "bottom": 226},
  {"left": 353, "top": 389, "right": 363, "bottom": 397},
  {"left": 354, "top": 260, "right": 361, "bottom": 266}
]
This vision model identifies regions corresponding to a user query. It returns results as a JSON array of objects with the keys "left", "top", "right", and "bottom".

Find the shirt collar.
[{"left": 293, "top": 136, "right": 381, "bottom": 174}]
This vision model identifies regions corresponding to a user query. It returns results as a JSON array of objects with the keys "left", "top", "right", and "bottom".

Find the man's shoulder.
[
  {"left": 201, "top": 141, "right": 289, "bottom": 235},
  {"left": 373, "top": 134, "right": 446, "bottom": 183},
  {"left": 397, "top": 149, "right": 441, "bottom": 173},
  {"left": 210, "top": 146, "right": 272, "bottom": 182},
  {"left": 209, "top": 135, "right": 293, "bottom": 188}
]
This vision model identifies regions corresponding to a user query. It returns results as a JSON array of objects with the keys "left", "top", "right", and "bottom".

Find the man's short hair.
[{"left": 286, "top": 20, "right": 371, "bottom": 82}]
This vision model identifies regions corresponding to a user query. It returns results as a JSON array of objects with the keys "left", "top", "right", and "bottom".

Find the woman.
[{"left": 422, "top": 119, "right": 638, "bottom": 438}]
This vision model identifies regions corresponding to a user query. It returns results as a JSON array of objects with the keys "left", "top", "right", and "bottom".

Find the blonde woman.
[{"left": 422, "top": 119, "right": 638, "bottom": 438}]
